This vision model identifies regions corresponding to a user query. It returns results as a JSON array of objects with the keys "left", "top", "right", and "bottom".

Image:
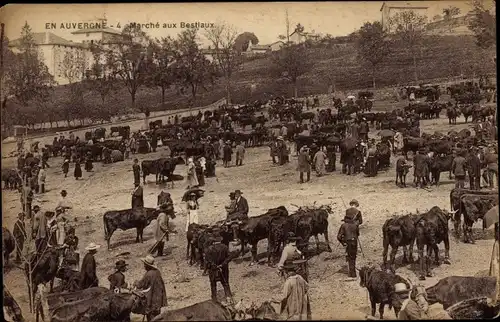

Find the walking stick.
[{"left": 147, "top": 231, "right": 169, "bottom": 254}]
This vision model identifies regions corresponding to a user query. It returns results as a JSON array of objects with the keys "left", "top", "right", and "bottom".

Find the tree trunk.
[
  {"left": 413, "top": 53, "right": 418, "bottom": 83},
  {"left": 225, "top": 76, "right": 231, "bottom": 105},
  {"left": 372, "top": 65, "right": 377, "bottom": 89},
  {"left": 131, "top": 89, "right": 137, "bottom": 110},
  {"left": 161, "top": 86, "right": 166, "bottom": 110},
  {"left": 293, "top": 82, "right": 298, "bottom": 98}
]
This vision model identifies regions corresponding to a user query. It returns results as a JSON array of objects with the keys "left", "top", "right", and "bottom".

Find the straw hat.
[
  {"left": 141, "top": 255, "right": 157, "bottom": 269},
  {"left": 85, "top": 242, "right": 101, "bottom": 251}
]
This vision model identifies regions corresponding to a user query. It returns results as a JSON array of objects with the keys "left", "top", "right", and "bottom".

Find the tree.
[
  {"left": 172, "top": 28, "right": 216, "bottom": 105},
  {"left": 468, "top": 0, "right": 496, "bottom": 49},
  {"left": 432, "top": 14, "right": 442, "bottom": 22},
  {"left": 356, "top": 21, "right": 392, "bottom": 88},
  {"left": 147, "top": 37, "right": 175, "bottom": 110},
  {"left": 234, "top": 32, "right": 259, "bottom": 52},
  {"left": 443, "top": 6, "right": 461, "bottom": 19},
  {"left": 107, "top": 23, "right": 151, "bottom": 113},
  {"left": 388, "top": 10, "right": 427, "bottom": 82},
  {"left": 271, "top": 43, "right": 312, "bottom": 98},
  {"left": 205, "top": 22, "right": 241, "bottom": 105}
]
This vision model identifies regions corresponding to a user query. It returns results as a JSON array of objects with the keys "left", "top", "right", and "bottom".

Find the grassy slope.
[{"left": 13, "top": 35, "right": 497, "bottom": 120}]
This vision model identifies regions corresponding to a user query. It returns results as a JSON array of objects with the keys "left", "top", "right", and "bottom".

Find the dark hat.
[
  {"left": 17, "top": 213, "right": 24, "bottom": 219},
  {"left": 229, "top": 192, "right": 235, "bottom": 197},
  {"left": 234, "top": 189, "right": 243, "bottom": 195},
  {"left": 115, "top": 260, "right": 128, "bottom": 270},
  {"left": 61, "top": 190, "right": 67, "bottom": 195},
  {"left": 283, "top": 264, "right": 297, "bottom": 272},
  {"left": 349, "top": 199, "right": 359, "bottom": 207},
  {"left": 33, "top": 205, "right": 40, "bottom": 211}
]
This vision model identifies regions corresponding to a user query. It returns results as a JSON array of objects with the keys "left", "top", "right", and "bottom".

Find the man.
[
  {"left": 365, "top": 141, "right": 378, "bottom": 177},
  {"left": 272, "top": 264, "right": 311, "bottom": 321},
  {"left": 41, "top": 148, "right": 50, "bottom": 169},
  {"left": 205, "top": 235, "right": 233, "bottom": 303},
  {"left": 223, "top": 141, "right": 233, "bottom": 168},
  {"left": 131, "top": 183, "right": 144, "bottom": 208},
  {"left": 337, "top": 216, "right": 359, "bottom": 278},
  {"left": 153, "top": 205, "right": 170, "bottom": 257},
  {"left": 344, "top": 199, "right": 363, "bottom": 226},
  {"left": 12, "top": 213, "right": 26, "bottom": 263},
  {"left": 359, "top": 119, "right": 369, "bottom": 141},
  {"left": 108, "top": 260, "right": 128, "bottom": 292},
  {"left": 280, "top": 124, "right": 288, "bottom": 140},
  {"left": 235, "top": 141, "right": 245, "bottom": 166},
  {"left": 277, "top": 234, "right": 303, "bottom": 271},
  {"left": 270, "top": 140, "right": 278, "bottom": 164},
  {"left": 37, "top": 167, "right": 46, "bottom": 194},
  {"left": 325, "top": 145, "right": 336, "bottom": 172},
  {"left": 186, "top": 157, "right": 199, "bottom": 188},
  {"left": 413, "top": 149, "right": 428, "bottom": 188},
  {"left": 394, "top": 283, "right": 452, "bottom": 320},
  {"left": 313, "top": 148, "right": 327, "bottom": 177},
  {"left": 350, "top": 121, "right": 360, "bottom": 140},
  {"left": 33, "top": 206, "right": 48, "bottom": 252},
  {"left": 467, "top": 147, "right": 482, "bottom": 190},
  {"left": 225, "top": 192, "right": 236, "bottom": 218},
  {"left": 134, "top": 255, "right": 168, "bottom": 322},
  {"left": 80, "top": 242, "right": 100, "bottom": 290},
  {"left": 451, "top": 149, "right": 467, "bottom": 189},
  {"left": 20, "top": 184, "right": 33, "bottom": 219},
  {"left": 277, "top": 136, "right": 287, "bottom": 165},
  {"left": 151, "top": 129, "right": 158, "bottom": 153},
  {"left": 483, "top": 145, "right": 498, "bottom": 189},
  {"left": 228, "top": 189, "right": 248, "bottom": 220},
  {"left": 297, "top": 146, "right": 311, "bottom": 184}
]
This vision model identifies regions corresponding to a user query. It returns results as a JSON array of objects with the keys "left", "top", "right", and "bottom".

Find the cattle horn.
[
  {"left": 449, "top": 209, "right": 458, "bottom": 214},
  {"left": 140, "top": 286, "right": 151, "bottom": 293}
]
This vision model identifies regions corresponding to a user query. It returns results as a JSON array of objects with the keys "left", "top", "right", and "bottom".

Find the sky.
[{"left": 1, "top": 1, "right": 477, "bottom": 46}]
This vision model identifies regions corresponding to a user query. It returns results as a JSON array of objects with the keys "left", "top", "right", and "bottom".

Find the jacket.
[
  {"left": 297, "top": 151, "right": 311, "bottom": 172},
  {"left": 337, "top": 222, "right": 359, "bottom": 243},
  {"left": 345, "top": 207, "right": 363, "bottom": 225},
  {"left": 233, "top": 197, "right": 249, "bottom": 215},
  {"left": 451, "top": 156, "right": 467, "bottom": 176}
]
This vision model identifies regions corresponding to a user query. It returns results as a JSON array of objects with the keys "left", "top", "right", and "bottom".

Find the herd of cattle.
[{"left": 2, "top": 83, "right": 499, "bottom": 321}]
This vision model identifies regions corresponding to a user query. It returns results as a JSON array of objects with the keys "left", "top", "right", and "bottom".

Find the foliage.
[
  {"left": 234, "top": 32, "right": 259, "bottom": 52},
  {"left": 147, "top": 36, "right": 175, "bottom": 109},
  {"left": 172, "top": 28, "right": 216, "bottom": 104},
  {"left": 205, "top": 22, "right": 241, "bottom": 104},
  {"left": 271, "top": 43, "right": 313, "bottom": 97},
  {"left": 443, "top": 6, "right": 461, "bottom": 20},
  {"left": 467, "top": 0, "right": 496, "bottom": 49},
  {"left": 106, "top": 23, "right": 152, "bottom": 111},
  {"left": 356, "top": 21, "right": 392, "bottom": 88},
  {"left": 87, "top": 42, "right": 118, "bottom": 106}
]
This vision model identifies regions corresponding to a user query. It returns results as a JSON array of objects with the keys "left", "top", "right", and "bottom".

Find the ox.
[{"left": 382, "top": 214, "right": 418, "bottom": 273}]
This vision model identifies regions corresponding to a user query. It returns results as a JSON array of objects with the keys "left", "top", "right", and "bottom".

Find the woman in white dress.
[{"left": 185, "top": 192, "right": 199, "bottom": 232}]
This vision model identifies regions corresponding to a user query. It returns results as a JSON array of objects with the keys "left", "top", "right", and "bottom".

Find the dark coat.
[
  {"left": 108, "top": 271, "right": 127, "bottom": 291},
  {"left": 344, "top": 207, "right": 363, "bottom": 226},
  {"left": 135, "top": 268, "right": 168, "bottom": 315},
  {"left": 74, "top": 162, "right": 82, "bottom": 178},
  {"left": 133, "top": 164, "right": 141, "bottom": 184},
  {"left": 297, "top": 151, "right": 311, "bottom": 172},
  {"left": 80, "top": 253, "right": 98, "bottom": 289},
  {"left": 223, "top": 145, "right": 232, "bottom": 162},
  {"left": 13, "top": 219, "right": 26, "bottom": 246},
  {"left": 233, "top": 196, "right": 249, "bottom": 216},
  {"left": 466, "top": 154, "right": 481, "bottom": 177},
  {"left": 413, "top": 153, "right": 427, "bottom": 177},
  {"left": 132, "top": 186, "right": 144, "bottom": 208},
  {"left": 451, "top": 156, "right": 467, "bottom": 176}
]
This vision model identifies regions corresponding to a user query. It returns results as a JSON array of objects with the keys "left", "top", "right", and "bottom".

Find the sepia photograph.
[{"left": 0, "top": 1, "right": 498, "bottom": 321}]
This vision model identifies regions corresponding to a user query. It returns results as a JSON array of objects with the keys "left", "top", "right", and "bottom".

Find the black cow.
[
  {"left": 27, "top": 246, "right": 60, "bottom": 308},
  {"left": 186, "top": 223, "right": 209, "bottom": 266},
  {"left": 141, "top": 157, "right": 184, "bottom": 185},
  {"left": 459, "top": 194, "right": 498, "bottom": 243},
  {"left": 402, "top": 137, "right": 425, "bottom": 159},
  {"left": 2, "top": 227, "right": 15, "bottom": 266},
  {"left": 46, "top": 287, "right": 109, "bottom": 312},
  {"left": 151, "top": 300, "right": 233, "bottom": 321},
  {"left": 429, "top": 153, "right": 453, "bottom": 186},
  {"left": 288, "top": 206, "right": 333, "bottom": 253},
  {"left": 233, "top": 206, "right": 289, "bottom": 264},
  {"left": 359, "top": 266, "right": 411, "bottom": 319},
  {"left": 414, "top": 206, "right": 453, "bottom": 280},
  {"left": 2, "top": 169, "right": 21, "bottom": 190},
  {"left": 103, "top": 207, "right": 172, "bottom": 250},
  {"left": 268, "top": 215, "right": 292, "bottom": 265},
  {"left": 425, "top": 276, "right": 497, "bottom": 309},
  {"left": 382, "top": 214, "right": 418, "bottom": 273},
  {"left": 395, "top": 158, "right": 412, "bottom": 187},
  {"left": 50, "top": 287, "right": 148, "bottom": 322}
]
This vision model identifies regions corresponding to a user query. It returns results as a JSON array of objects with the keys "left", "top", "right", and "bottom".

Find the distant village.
[{"left": 8, "top": 1, "right": 477, "bottom": 87}]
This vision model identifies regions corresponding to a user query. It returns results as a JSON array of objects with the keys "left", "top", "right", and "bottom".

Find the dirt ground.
[{"left": 2, "top": 111, "right": 497, "bottom": 321}]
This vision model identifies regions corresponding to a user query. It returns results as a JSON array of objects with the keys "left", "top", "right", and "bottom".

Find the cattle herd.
[{"left": 2, "top": 80, "right": 500, "bottom": 321}]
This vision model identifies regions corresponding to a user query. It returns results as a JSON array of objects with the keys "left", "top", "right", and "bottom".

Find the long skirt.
[{"left": 186, "top": 209, "right": 199, "bottom": 232}]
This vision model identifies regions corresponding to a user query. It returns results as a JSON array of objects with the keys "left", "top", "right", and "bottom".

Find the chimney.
[{"left": 45, "top": 32, "right": 50, "bottom": 44}]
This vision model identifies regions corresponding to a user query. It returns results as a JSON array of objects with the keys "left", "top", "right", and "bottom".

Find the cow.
[
  {"left": 359, "top": 266, "right": 412, "bottom": 319},
  {"left": 414, "top": 206, "right": 454, "bottom": 280},
  {"left": 449, "top": 188, "right": 498, "bottom": 239},
  {"left": 186, "top": 223, "right": 209, "bottom": 266},
  {"left": 103, "top": 207, "right": 174, "bottom": 250},
  {"left": 429, "top": 153, "right": 453, "bottom": 186},
  {"left": 232, "top": 206, "right": 289, "bottom": 265},
  {"left": 46, "top": 287, "right": 110, "bottom": 311},
  {"left": 151, "top": 300, "right": 234, "bottom": 321},
  {"left": 288, "top": 205, "right": 333, "bottom": 254},
  {"left": 2, "top": 169, "right": 22, "bottom": 190},
  {"left": 395, "top": 158, "right": 412, "bottom": 187},
  {"left": 460, "top": 104, "right": 474, "bottom": 123},
  {"left": 425, "top": 276, "right": 497, "bottom": 309},
  {"left": 26, "top": 246, "right": 60, "bottom": 307},
  {"left": 50, "top": 287, "right": 149, "bottom": 322},
  {"left": 459, "top": 194, "right": 498, "bottom": 244},
  {"left": 2, "top": 227, "right": 15, "bottom": 267},
  {"left": 382, "top": 214, "right": 418, "bottom": 273},
  {"left": 267, "top": 215, "right": 292, "bottom": 265},
  {"left": 141, "top": 157, "right": 184, "bottom": 185},
  {"left": 446, "top": 105, "right": 459, "bottom": 125},
  {"left": 402, "top": 137, "right": 425, "bottom": 159}
]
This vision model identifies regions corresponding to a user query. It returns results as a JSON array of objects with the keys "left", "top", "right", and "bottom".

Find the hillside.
[{"left": 4, "top": 34, "right": 495, "bottom": 131}]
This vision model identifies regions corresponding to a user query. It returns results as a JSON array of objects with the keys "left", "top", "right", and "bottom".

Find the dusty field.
[{"left": 2, "top": 114, "right": 496, "bottom": 321}]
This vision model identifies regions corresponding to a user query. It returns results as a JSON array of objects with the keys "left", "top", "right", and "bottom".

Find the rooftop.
[
  {"left": 380, "top": 1, "right": 429, "bottom": 11},
  {"left": 71, "top": 27, "right": 122, "bottom": 36},
  {"left": 8, "top": 32, "right": 88, "bottom": 48}
]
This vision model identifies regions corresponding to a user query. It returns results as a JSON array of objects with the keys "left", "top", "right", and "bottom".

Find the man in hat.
[
  {"left": 451, "top": 149, "right": 467, "bottom": 189},
  {"left": 272, "top": 263, "right": 311, "bottom": 321},
  {"left": 204, "top": 235, "right": 233, "bottom": 303},
  {"left": 277, "top": 233, "right": 303, "bottom": 271},
  {"left": 12, "top": 213, "right": 26, "bottom": 263},
  {"left": 235, "top": 141, "right": 245, "bottom": 166},
  {"left": 483, "top": 145, "right": 498, "bottom": 189},
  {"left": 108, "top": 260, "right": 128, "bottom": 292},
  {"left": 269, "top": 139, "right": 278, "bottom": 164},
  {"left": 223, "top": 141, "right": 233, "bottom": 168},
  {"left": 344, "top": 199, "right": 363, "bottom": 226},
  {"left": 394, "top": 283, "right": 452, "bottom": 320},
  {"left": 80, "top": 242, "right": 100, "bottom": 290},
  {"left": 277, "top": 136, "right": 286, "bottom": 165},
  {"left": 413, "top": 149, "right": 428, "bottom": 188},
  {"left": 152, "top": 204, "right": 171, "bottom": 257},
  {"left": 297, "top": 145, "right": 311, "bottom": 183},
  {"left": 228, "top": 189, "right": 248, "bottom": 221},
  {"left": 33, "top": 206, "right": 48, "bottom": 252},
  {"left": 337, "top": 215, "right": 359, "bottom": 278},
  {"left": 133, "top": 158, "right": 141, "bottom": 185},
  {"left": 225, "top": 192, "right": 236, "bottom": 217},
  {"left": 467, "top": 147, "right": 482, "bottom": 190},
  {"left": 131, "top": 183, "right": 144, "bottom": 208},
  {"left": 134, "top": 255, "right": 168, "bottom": 321}
]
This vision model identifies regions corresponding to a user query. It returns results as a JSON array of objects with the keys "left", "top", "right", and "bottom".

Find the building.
[
  {"left": 380, "top": 1, "right": 429, "bottom": 32},
  {"left": 8, "top": 23, "right": 123, "bottom": 86},
  {"left": 288, "top": 30, "right": 321, "bottom": 44}
]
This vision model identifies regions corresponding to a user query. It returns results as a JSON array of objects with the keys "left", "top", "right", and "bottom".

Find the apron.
[{"left": 186, "top": 205, "right": 199, "bottom": 232}]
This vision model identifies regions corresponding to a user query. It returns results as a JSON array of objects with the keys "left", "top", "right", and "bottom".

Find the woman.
[
  {"left": 195, "top": 159, "right": 205, "bottom": 187},
  {"left": 186, "top": 158, "right": 199, "bottom": 189},
  {"left": 62, "top": 226, "right": 79, "bottom": 271},
  {"left": 185, "top": 192, "right": 200, "bottom": 232},
  {"left": 55, "top": 208, "right": 67, "bottom": 247},
  {"left": 74, "top": 158, "right": 82, "bottom": 180}
]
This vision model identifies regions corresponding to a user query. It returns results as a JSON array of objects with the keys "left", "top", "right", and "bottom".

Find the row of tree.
[{"left": 356, "top": 2, "right": 496, "bottom": 88}]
